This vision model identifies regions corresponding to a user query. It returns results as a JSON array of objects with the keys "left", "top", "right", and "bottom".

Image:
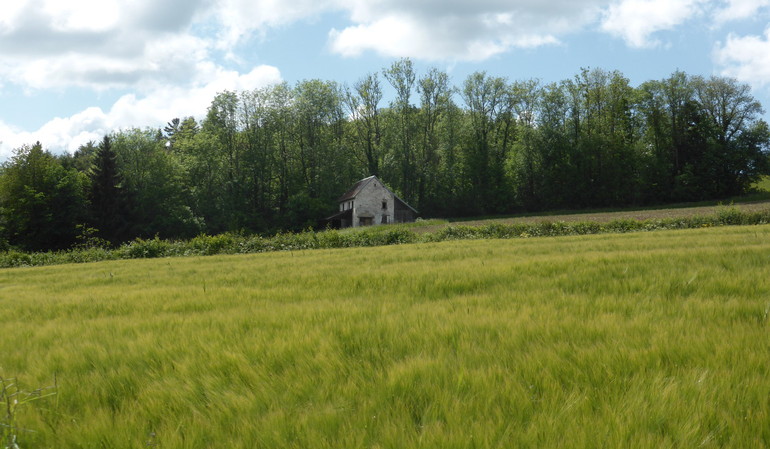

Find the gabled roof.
[
  {"left": 394, "top": 195, "right": 419, "bottom": 214},
  {"left": 337, "top": 175, "right": 418, "bottom": 214},
  {"left": 324, "top": 208, "right": 352, "bottom": 222},
  {"left": 337, "top": 175, "right": 376, "bottom": 202}
]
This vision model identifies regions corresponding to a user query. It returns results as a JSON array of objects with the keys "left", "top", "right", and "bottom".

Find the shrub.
[
  {"left": 605, "top": 219, "right": 644, "bottom": 233},
  {"left": 0, "top": 250, "right": 33, "bottom": 268},
  {"left": 382, "top": 227, "right": 418, "bottom": 245},
  {"left": 716, "top": 205, "right": 745, "bottom": 225},
  {"left": 119, "top": 236, "right": 171, "bottom": 259},
  {"left": 316, "top": 230, "right": 344, "bottom": 249},
  {"left": 4, "top": 207, "right": 770, "bottom": 269},
  {"left": 569, "top": 221, "right": 604, "bottom": 235},
  {"left": 237, "top": 235, "right": 271, "bottom": 253},
  {"left": 64, "top": 247, "right": 115, "bottom": 264},
  {"left": 188, "top": 233, "right": 239, "bottom": 256},
  {"left": 431, "top": 226, "right": 482, "bottom": 241}
]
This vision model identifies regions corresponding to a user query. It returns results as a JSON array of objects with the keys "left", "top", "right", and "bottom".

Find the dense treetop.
[{"left": 1, "top": 61, "right": 768, "bottom": 251}]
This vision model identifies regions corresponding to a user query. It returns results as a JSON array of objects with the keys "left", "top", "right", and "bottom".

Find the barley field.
[{"left": 1, "top": 225, "right": 769, "bottom": 448}]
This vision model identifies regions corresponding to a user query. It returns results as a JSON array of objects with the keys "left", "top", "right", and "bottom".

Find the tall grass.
[{"left": 1, "top": 225, "right": 769, "bottom": 447}]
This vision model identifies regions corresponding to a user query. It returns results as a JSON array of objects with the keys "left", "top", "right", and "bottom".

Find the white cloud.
[
  {"left": 600, "top": 0, "right": 707, "bottom": 48},
  {"left": 0, "top": 1, "right": 29, "bottom": 31},
  {"left": 330, "top": 16, "right": 473, "bottom": 60},
  {"left": 6, "top": 0, "right": 770, "bottom": 161},
  {"left": 714, "top": 27, "right": 770, "bottom": 89},
  {"left": 3, "top": 0, "right": 768, "bottom": 94},
  {"left": 212, "top": 0, "right": 338, "bottom": 48},
  {"left": 42, "top": 0, "right": 122, "bottom": 32},
  {"left": 0, "top": 0, "right": 289, "bottom": 158},
  {"left": 328, "top": 0, "right": 603, "bottom": 60},
  {"left": 0, "top": 0, "right": 211, "bottom": 91},
  {"left": 713, "top": 0, "right": 770, "bottom": 24},
  {"left": 106, "top": 64, "right": 282, "bottom": 127},
  {"left": 0, "top": 0, "right": 619, "bottom": 92},
  {"left": 0, "top": 65, "right": 282, "bottom": 158}
]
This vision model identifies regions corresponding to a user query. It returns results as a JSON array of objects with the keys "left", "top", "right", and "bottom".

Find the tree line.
[{"left": 1, "top": 61, "right": 769, "bottom": 251}]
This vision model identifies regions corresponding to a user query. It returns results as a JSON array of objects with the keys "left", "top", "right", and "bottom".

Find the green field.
[{"left": 2, "top": 225, "right": 769, "bottom": 448}]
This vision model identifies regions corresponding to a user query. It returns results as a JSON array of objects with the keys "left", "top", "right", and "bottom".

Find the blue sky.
[{"left": 1, "top": 0, "right": 769, "bottom": 159}]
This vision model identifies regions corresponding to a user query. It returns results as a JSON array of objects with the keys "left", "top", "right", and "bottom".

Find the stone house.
[{"left": 324, "top": 175, "right": 418, "bottom": 228}]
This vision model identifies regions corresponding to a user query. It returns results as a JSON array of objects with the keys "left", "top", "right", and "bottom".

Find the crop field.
[
  {"left": 414, "top": 200, "right": 770, "bottom": 234},
  {"left": 1, "top": 225, "right": 769, "bottom": 448}
]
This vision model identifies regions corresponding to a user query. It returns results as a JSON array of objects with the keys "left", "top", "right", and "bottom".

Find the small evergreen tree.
[{"left": 89, "top": 136, "right": 132, "bottom": 244}]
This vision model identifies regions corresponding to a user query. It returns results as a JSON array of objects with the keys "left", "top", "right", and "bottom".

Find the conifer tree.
[{"left": 89, "top": 135, "right": 131, "bottom": 244}]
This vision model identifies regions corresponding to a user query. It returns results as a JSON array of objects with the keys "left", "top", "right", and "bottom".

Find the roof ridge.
[
  {"left": 337, "top": 175, "right": 376, "bottom": 202},
  {"left": 336, "top": 175, "right": 418, "bottom": 213}
]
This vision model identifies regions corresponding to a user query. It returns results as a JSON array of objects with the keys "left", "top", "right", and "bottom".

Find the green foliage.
[
  {"left": 187, "top": 233, "right": 238, "bottom": 256},
  {"left": 4, "top": 207, "right": 770, "bottom": 269},
  {"left": 285, "top": 191, "right": 328, "bottom": 231},
  {"left": 715, "top": 205, "right": 748, "bottom": 225},
  {"left": 3, "top": 66, "right": 770, "bottom": 252},
  {"left": 0, "top": 250, "right": 33, "bottom": 268},
  {"left": 73, "top": 224, "right": 110, "bottom": 250},
  {"left": 119, "top": 236, "right": 172, "bottom": 259},
  {"left": 0, "top": 143, "right": 87, "bottom": 251},
  {"left": 89, "top": 136, "right": 132, "bottom": 244},
  {"left": 111, "top": 129, "right": 202, "bottom": 239}
]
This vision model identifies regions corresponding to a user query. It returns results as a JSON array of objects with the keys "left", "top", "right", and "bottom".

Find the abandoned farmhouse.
[{"left": 325, "top": 176, "right": 418, "bottom": 228}]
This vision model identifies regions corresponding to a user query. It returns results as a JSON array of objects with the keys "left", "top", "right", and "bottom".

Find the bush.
[
  {"left": 569, "top": 222, "right": 604, "bottom": 235},
  {"left": 316, "top": 230, "right": 344, "bottom": 248},
  {"left": 237, "top": 235, "right": 271, "bottom": 253},
  {"left": 64, "top": 247, "right": 115, "bottom": 264},
  {"left": 0, "top": 250, "right": 33, "bottom": 268},
  {"left": 605, "top": 219, "right": 644, "bottom": 233},
  {"left": 3, "top": 207, "right": 770, "bottom": 269},
  {"left": 716, "top": 205, "right": 745, "bottom": 225},
  {"left": 382, "top": 227, "right": 418, "bottom": 245},
  {"left": 188, "top": 233, "right": 239, "bottom": 255},
  {"left": 120, "top": 236, "right": 172, "bottom": 259}
]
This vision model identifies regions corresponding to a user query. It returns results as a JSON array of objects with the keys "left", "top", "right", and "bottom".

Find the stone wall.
[{"left": 352, "top": 178, "right": 393, "bottom": 226}]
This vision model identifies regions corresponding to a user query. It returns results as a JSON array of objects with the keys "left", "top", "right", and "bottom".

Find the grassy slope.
[
  {"left": 414, "top": 173, "right": 770, "bottom": 230},
  {"left": 1, "top": 226, "right": 770, "bottom": 448},
  {"left": 413, "top": 200, "right": 770, "bottom": 233}
]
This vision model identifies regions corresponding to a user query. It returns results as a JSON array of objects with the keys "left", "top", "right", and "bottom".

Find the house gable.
[
  {"left": 350, "top": 176, "right": 393, "bottom": 227},
  {"left": 325, "top": 176, "right": 417, "bottom": 228}
]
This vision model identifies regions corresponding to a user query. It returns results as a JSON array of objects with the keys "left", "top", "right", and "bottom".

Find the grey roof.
[
  {"left": 394, "top": 196, "right": 418, "bottom": 214},
  {"left": 324, "top": 208, "right": 352, "bottom": 221},
  {"left": 337, "top": 175, "right": 418, "bottom": 214},
  {"left": 337, "top": 175, "right": 376, "bottom": 202}
]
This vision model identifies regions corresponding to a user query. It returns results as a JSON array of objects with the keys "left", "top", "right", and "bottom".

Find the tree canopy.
[{"left": 1, "top": 65, "right": 768, "bottom": 251}]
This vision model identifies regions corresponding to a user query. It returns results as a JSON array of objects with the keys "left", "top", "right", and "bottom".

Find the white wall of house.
[{"left": 351, "top": 178, "right": 394, "bottom": 226}]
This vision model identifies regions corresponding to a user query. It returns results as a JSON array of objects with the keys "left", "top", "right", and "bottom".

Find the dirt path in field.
[{"left": 414, "top": 200, "right": 770, "bottom": 234}]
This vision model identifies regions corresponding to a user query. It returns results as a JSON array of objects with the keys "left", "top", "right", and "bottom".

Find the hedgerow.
[{"left": 2, "top": 207, "right": 770, "bottom": 269}]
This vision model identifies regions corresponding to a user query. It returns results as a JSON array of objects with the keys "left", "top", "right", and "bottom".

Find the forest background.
[{"left": 1, "top": 60, "right": 769, "bottom": 251}]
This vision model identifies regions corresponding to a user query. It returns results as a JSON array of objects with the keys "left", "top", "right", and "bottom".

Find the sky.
[{"left": 1, "top": 0, "right": 769, "bottom": 160}]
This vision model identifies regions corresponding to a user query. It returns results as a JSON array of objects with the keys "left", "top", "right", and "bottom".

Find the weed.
[
  {"left": 1, "top": 377, "right": 57, "bottom": 449},
  {"left": 4, "top": 207, "right": 770, "bottom": 269},
  {"left": 715, "top": 204, "right": 745, "bottom": 225}
]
